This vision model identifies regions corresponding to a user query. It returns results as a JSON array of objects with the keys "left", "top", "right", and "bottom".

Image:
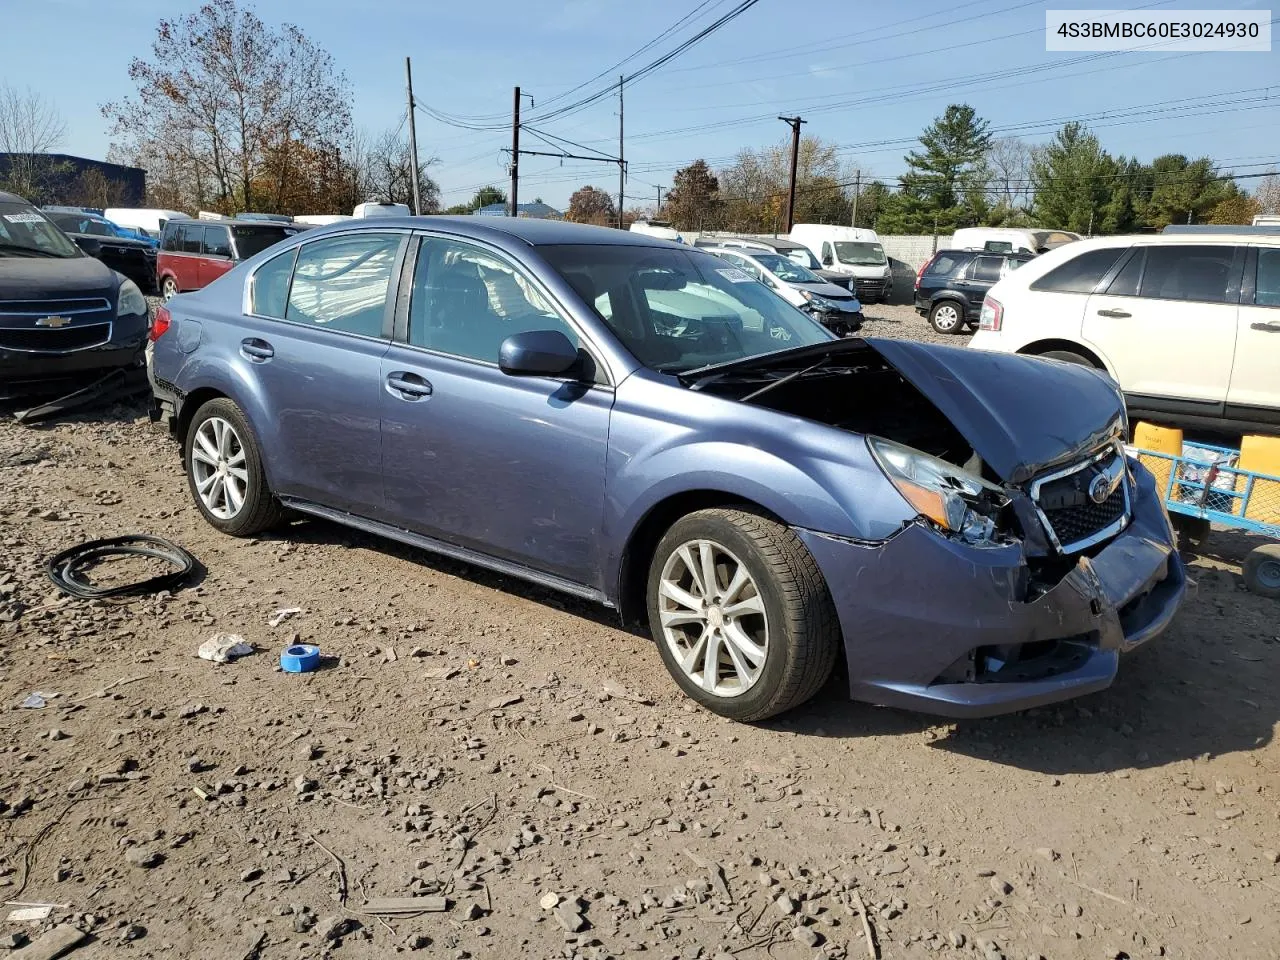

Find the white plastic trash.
[{"left": 198, "top": 634, "right": 254, "bottom": 663}]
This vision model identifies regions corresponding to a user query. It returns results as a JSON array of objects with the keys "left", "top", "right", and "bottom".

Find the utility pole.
[
  {"left": 656, "top": 186, "right": 663, "bottom": 216},
  {"left": 850, "top": 169, "right": 861, "bottom": 227},
  {"left": 617, "top": 76, "right": 625, "bottom": 229},
  {"left": 778, "top": 116, "right": 805, "bottom": 233},
  {"left": 510, "top": 86, "right": 521, "bottom": 217},
  {"left": 405, "top": 57, "right": 422, "bottom": 216}
]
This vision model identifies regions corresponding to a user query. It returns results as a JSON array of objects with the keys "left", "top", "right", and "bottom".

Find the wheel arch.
[
  {"left": 615, "top": 490, "right": 785, "bottom": 628},
  {"left": 1017, "top": 338, "right": 1111, "bottom": 375}
]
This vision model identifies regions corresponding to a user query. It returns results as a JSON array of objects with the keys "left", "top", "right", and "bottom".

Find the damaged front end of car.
[{"left": 685, "top": 337, "right": 1189, "bottom": 717}]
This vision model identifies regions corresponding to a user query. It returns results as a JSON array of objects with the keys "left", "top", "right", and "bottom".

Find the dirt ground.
[{"left": 0, "top": 303, "right": 1276, "bottom": 960}]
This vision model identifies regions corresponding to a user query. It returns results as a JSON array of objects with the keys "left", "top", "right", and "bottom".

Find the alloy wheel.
[
  {"left": 190, "top": 416, "right": 248, "bottom": 520},
  {"left": 657, "top": 539, "right": 769, "bottom": 697},
  {"left": 932, "top": 303, "right": 960, "bottom": 331}
]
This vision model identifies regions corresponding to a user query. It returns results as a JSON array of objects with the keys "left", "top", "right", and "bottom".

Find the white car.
[
  {"left": 705, "top": 247, "right": 864, "bottom": 336},
  {"left": 968, "top": 230, "right": 1280, "bottom": 433}
]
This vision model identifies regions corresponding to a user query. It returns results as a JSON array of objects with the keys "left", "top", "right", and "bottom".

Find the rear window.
[
  {"left": 925, "top": 253, "right": 964, "bottom": 276},
  {"left": 1030, "top": 247, "right": 1126, "bottom": 294},
  {"left": 230, "top": 224, "right": 292, "bottom": 259}
]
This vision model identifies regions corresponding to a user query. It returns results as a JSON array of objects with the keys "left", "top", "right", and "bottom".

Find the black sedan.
[{"left": 44, "top": 212, "right": 158, "bottom": 294}]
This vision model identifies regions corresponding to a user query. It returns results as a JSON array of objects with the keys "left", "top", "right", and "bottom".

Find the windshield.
[
  {"left": 230, "top": 224, "right": 292, "bottom": 259},
  {"left": 784, "top": 248, "right": 822, "bottom": 270},
  {"left": 49, "top": 213, "right": 115, "bottom": 237},
  {"left": 751, "top": 252, "right": 823, "bottom": 284},
  {"left": 0, "top": 202, "right": 80, "bottom": 258},
  {"left": 833, "top": 241, "right": 885, "bottom": 266},
  {"left": 540, "top": 244, "right": 833, "bottom": 373}
]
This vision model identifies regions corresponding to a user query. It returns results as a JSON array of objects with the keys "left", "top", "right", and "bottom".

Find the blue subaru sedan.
[{"left": 148, "top": 218, "right": 1187, "bottom": 722}]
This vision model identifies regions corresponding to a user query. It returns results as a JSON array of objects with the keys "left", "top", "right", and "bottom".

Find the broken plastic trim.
[
  {"left": 47, "top": 535, "right": 197, "bottom": 599},
  {"left": 13, "top": 366, "right": 149, "bottom": 425}
]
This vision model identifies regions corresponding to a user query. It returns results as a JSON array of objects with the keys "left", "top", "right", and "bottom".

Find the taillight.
[
  {"left": 979, "top": 296, "right": 1003, "bottom": 332},
  {"left": 915, "top": 254, "right": 937, "bottom": 291},
  {"left": 150, "top": 305, "right": 171, "bottom": 342}
]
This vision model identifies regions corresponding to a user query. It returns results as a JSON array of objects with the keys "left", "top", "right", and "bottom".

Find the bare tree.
[
  {"left": 102, "top": 0, "right": 353, "bottom": 214},
  {"left": 360, "top": 127, "right": 440, "bottom": 212},
  {"left": 0, "top": 83, "right": 68, "bottom": 201},
  {"left": 986, "top": 136, "right": 1032, "bottom": 213},
  {"left": 1256, "top": 170, "right": 1280, "bottom": 216}
]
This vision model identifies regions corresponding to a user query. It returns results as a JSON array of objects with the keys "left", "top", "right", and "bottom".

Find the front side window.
[
  {"left": 1137, "top": 245, "right": 1235, "bottom": 304},
  {"left": 250, "top": 247, "right": 298, "bottom": 319},
  {"left": 1030, "top": 247, "right": 1126, "bottom": 294},
  {"left": 285, "top": 232, "right": 400, "bottom": 337},
  {"left": 178, "top": 224, "right": 202, "bottom": 254},
  {"left": 409, "top": 237, "right": 575, "bottom": 363},
  {"left": 1256, "top": 247, "right": 1280, "bottom": 307},
  {"left": 540, "top": 244, "right": 831, "bottom": 373},
  {"left": 203, "top": 226, "right": 232, "bottom": 258}
]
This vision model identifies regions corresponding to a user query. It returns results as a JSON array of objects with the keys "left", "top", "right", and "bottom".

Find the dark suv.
[{"left": 915, "top": 249, "right": 1034, "bottom": 334}]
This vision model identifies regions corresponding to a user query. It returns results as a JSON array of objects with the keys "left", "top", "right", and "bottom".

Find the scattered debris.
[
  {"left": 197, "top": 634, "right": 254, "bottom": 664},
  {"left": 20, "top": 693, "right": 56, "bottom": 709},
  {"left": 6, "top": 906, "right": 53, "bottom": 922},
  {"left": 8, "top": 924, "right": 89, "bottom": 960},
  {"left": 361, "top": 897, "right": 449, "bottom": 917},
  {"left": 852, "top": 888, "right": 878, "bottom": 959},
  {"left": 268, "top": 607, "right": 303, "bottom": 628}
]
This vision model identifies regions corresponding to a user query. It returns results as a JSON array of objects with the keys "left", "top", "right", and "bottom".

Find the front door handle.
[
  {"left": 386, "top": 372, "right": 433, "bottom": 400},
  {"left": 1096, "top": 308, "right": 1132, "bottom": 319},
  {"left": 240, "top": 338, "right": 274, "bottom": 361},
  {"left": 1250, "top": 319, "right": 1280, "bottom": 332}
]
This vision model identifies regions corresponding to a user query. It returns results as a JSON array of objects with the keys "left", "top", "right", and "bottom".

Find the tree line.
[{"left": 659, "top": 104, "right": 1278, "bottom": 235}]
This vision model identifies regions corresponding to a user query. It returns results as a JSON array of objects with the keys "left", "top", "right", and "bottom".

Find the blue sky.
[{"left": 4, "top": 0, "right": 1278, "bottom": 210}]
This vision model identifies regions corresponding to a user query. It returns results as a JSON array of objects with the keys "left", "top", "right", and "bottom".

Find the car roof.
[
  {"left": 1055, "top": 232, "right": 1280, "bottom": 249},
  {"left": 0, "top": 190, "right": 31, "bottom": 204},
  {"left": 292, "top": 216, "right": 679, "bottom": 248}
]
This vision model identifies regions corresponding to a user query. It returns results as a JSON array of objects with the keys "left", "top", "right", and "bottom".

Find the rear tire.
[
  {"left": 928, "top": 300, "right": 965, "bottom": 334},
  {"left": 1038, "top": 349, "right": 1096, "bottom": 367},
  {"left": 161, "top": 276, "right": 178, "bottom": 301},
  {"left": 1243, "top": 544, "right": 1280, "bottom": 599},
  {"left": 646, "top": 508, "right": 839, "bottom": 721},
  {"left": 184, "top": 398, "right": 282, "bottom": 537}
]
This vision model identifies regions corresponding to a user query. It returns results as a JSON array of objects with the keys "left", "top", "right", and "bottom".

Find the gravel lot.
[{"left": 0, "top": 300, "right": 1277, "bottom": 960}]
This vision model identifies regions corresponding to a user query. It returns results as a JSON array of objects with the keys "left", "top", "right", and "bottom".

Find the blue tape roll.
[{"left": 281, "top": 644, "right": 320, "bottom": 673}]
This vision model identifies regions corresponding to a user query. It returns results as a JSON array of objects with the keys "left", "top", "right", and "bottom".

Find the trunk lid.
[{"left": 865, "top": 338, "right": 1123, "bottom": 484}]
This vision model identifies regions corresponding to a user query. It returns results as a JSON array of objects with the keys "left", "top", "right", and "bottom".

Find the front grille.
[
  {"left": 0, "top": 297, "right": 111, "bottom": 316},
  {"left": 0, "top": 323, "right": 111, "bottom": 352},
  {"left": 1031, "top": 447, "right": 1130, "bottom": 552},
  {"left": 854, "top": 279, "right": 886, "bottom": 297}
]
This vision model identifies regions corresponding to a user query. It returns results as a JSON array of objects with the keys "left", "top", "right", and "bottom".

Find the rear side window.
[
  {"left": 970, "top": 256, "right": 1003, "bottom": 283},
  {"left": 1256, "top": 247, "right": 1280, "bottom": 307},
  {"left": 1104, "top": 250, "right": 1145, "bottom": 297},
  {"left": 286, "top": 233, "right": 400, "bottom": 337},
  {"left": 1030, "top": 247, "right": 1126, "bottom": 294},
  {"left": 251, "top": 247, "right": 298, "bottom": 318},
  {"left": 926, "top": 254, "right": 962, "bottom": 276},
  {"left": 1138, "top": 245, "right": 1235, "bottom": 303},
  {"left": 202, "top": 226, "right": 232, "bottom": 258}
]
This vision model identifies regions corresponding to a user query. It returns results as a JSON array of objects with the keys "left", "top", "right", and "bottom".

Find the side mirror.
[
  {"left": 74, "top": 236, "right": 103, "bottom": 257},
  {"left": 499, "top": 329, "right": 580, "bottom": 377},
  {"left": 821, "top": 253, "right": 833, "bottom": 266}
]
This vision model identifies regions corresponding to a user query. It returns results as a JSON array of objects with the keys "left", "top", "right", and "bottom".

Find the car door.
[
  {"left": 1228, "top": 245, "right": 1280, "bottom": 418},
  {"left": 199, "top": 226, "right": 235, "bottom": 287},
  {"left": 378, "top": 234, "right": 613, "bottom": 588},
  {"left": 237, "top": 230, "right": 405, "bottom": 513},
  {"left": 1084, "top": 243, "right": 1241, "bottom": 407},
  {"left": 962, "top": 255, "right": 1003, "bottom": 317},
  {"left": 175, "top": 223, "right": 203, "bottom": 291}
]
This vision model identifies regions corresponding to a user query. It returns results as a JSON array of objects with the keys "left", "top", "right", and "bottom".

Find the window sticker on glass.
[
  {"left": 717, "top": 267, "right": 754, "bottom": 283},
  {"left": 3, "top": 212, "right": 46, "bottom": 224}
]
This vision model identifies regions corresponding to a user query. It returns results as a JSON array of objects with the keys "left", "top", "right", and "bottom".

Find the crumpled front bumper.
[{"left": 795, "top": 460, "right": 1189, "bottom": 718}]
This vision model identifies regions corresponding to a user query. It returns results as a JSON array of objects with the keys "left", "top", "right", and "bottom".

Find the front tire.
[
  {"left": 184, "top": 398, "right": 282, "bottom": 536},
  {"left": 928, "top": 300, "right": 964, "bottom": 334},
  {"left": 646, "top": 509, "right": 839, "bottom": 721}
]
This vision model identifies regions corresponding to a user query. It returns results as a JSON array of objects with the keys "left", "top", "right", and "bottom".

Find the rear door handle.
[
  {"left": 1250, "top": 319, "right": 1280, "bottom": 331},
  {"left": 1096, "top": 308, "right": 1132, "bottom": 319},
  {"left": 240, "top": 338, "right": 274, "bottom": 361},
  {"left": 386, "top": 372, "right": 433, "bottom": 400}
]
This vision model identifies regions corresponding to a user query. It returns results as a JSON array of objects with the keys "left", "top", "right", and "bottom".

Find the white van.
[
  {"left": 294, "top": 214, "right": 355, "bottom": 227},
  {"left": 1255, "top": 214, "right": 1280, "bottom": 227},
  {"left": 104, "top": 207, "right": 188, "bottom": 241},
  {"left": 354, "top": 201, "right": 411, "bottom": 218},
  {"left": 951, "top": 227, "right": 1081, "bottom": 256},
  {"left": 788, "top": 224, "right": 892, "bottom": 302},
  {"left": 629, "top": 219, "right": 682, "bottom": 242}
]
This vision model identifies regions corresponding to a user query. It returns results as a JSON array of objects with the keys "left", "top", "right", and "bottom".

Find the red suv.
[{"left": 157, "top": 219, "right": 295, "bottom": 300}]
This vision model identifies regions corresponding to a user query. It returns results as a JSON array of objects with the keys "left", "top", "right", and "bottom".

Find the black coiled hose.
[{"left": 47, "top": 535, "right": 197, "bottom": 599}]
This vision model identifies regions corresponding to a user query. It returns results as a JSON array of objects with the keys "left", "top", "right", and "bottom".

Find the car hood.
[
  {"left": 865, "top": 338, "right": 1123, "bottom": 484},
  {"left": 793, "top": 281, "right": 858, "bottom": 300},
  {"left": 0, "top": 254, "right": 119, "bottom": 301}
]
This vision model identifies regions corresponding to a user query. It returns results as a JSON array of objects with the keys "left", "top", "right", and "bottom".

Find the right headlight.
[{"left": 867, "top": 437, "right": 1011, "bottom": 546}]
